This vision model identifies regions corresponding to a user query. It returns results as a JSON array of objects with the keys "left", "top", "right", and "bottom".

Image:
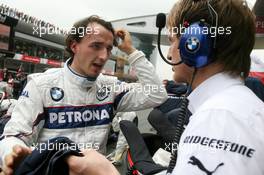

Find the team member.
[
  {"left": 0, "top": 16, "right": 167, "bottom": 175},
  {"left": 167, "top": 0, "right": 264, "bottom": 174}
]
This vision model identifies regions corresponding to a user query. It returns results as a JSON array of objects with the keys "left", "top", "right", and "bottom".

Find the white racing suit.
[{"left": 0, "top": 50, "right": 167, "bottom": 166}]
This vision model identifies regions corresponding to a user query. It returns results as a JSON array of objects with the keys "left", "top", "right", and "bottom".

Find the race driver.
[{"left": 0, "top": 15, "right": 167, "bottom": 175}]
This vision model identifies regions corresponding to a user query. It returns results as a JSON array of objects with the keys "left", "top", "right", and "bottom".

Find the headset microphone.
[
  {"left": 156, "top": 13, "right": 183, "bottom": 66},
  {"left": 156, "top": 13, "right": 166, "bottom": 28}
]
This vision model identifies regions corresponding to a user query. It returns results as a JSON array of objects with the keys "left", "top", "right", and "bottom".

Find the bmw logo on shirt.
[
  {"left": 50, "top": 87, "right": 64, "bottom": 101},
  {"left": 185, "top": 37, "right": 200, "bottom": 53},
  {"left": 96, "top": 86, "right": 110, "bottom": 101}
]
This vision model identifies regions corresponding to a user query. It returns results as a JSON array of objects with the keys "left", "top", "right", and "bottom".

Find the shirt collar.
[
  {"left": 187, "top": 72, "right": 243, "bottom": 114},
  {"left": 64, "top": 58, "right": 98, "bottom": 88}
]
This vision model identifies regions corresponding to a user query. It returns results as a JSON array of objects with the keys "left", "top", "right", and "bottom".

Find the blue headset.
[
  {"left": 178, "top": 1, "right": 218, "bottom": 68},
  {"left": 179, "top": 21, "right": 213, "bottom": 68}
]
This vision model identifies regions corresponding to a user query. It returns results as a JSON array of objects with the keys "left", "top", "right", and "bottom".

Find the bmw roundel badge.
[
  {"left": 96, "top": 86, "right": 110, "bottom": 101},
  {"left": 50, "top": 87, "right": 64, "bottom": 101},
  {"left": 185, "top": 37, "right": 200, "bottom": 52}
]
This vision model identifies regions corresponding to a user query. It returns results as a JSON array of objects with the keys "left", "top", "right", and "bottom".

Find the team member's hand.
[
  {"left": 2, "top": 145, "right": 32, "bottom": 175},
  {"left": 67, "top": 149, "right": 120, "bottom": 175},
  {"left": 115, "top": 29, "right": 136, "bottom": 55}
]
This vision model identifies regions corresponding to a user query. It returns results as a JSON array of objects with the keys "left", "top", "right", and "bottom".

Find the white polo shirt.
[{"left": 172, "top": 73, "right": 264, "bottom": 175}]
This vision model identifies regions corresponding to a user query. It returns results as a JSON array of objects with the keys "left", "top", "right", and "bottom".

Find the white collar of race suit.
[{"left": 64, "top": 58, "right": 98, "bottom": 88}]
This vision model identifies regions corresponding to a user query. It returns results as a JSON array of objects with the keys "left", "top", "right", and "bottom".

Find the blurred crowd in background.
[
  {"left": 0, "top": 65, "right": 26, "bottom": 100},
  {"left": 0, "top": 3, "right": 68, "bottom": 35}
]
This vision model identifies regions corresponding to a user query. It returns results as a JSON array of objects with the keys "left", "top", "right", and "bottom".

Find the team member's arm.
[
  {"left": 172, "top": 109, "right": 264, "bottom": 175},
  {"left": 113, "top": 29, "right": 168, "bottom": 112},
  {"left": 0, "top": 79, "right": 44, "bottom": 173}
]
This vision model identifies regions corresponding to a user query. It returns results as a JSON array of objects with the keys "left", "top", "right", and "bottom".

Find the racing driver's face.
[{"left": 70, "top": 23, "right": 114, "bottom": 77}]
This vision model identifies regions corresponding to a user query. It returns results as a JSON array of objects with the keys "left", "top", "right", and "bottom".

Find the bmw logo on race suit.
[
  {"left": 50, "top": 87, "right": 64, "bottom": 102},
  {"left": 96, "top": 86, "right": 110, "bottom": 101}
]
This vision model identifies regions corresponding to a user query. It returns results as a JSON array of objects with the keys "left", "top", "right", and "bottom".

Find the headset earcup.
[{"left": 179, "top": 22, "right": 213, "bottom": 68}]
